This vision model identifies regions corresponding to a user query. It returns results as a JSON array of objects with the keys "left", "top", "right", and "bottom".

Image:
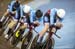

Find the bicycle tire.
[
  {"left": 11, "top": 32, "right": 22, "bottom": 47},
  {"left": 42, "top": 37, "right": 55, "bottom": 49},
  {"left": 21, "top": 31, "right": 33, "bottom": 49},
  {"left": 29, "top": 35, "right": 39, "bottom": 49},
  {"left": 0, "top": 29, "right": 4, "bottom": 36}
]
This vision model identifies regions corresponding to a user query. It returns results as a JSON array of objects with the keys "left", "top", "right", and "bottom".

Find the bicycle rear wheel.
[
  {"left": 11, "top": 35, "right": 18, "bottom": 47},
  {"left": 11, "top": 31, "right": 21, "bottom": 47}
]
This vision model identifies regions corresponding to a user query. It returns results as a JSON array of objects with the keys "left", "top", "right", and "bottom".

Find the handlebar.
[
  {"left": 16, "top": 21, "right": 61, "bottom": 39},
  {"left": 46, "top": 31, "right": 61, "bottom": 39},
  {"left": 27, "top": 25, "right": 38, "bottom": 33},
  {"left": 27, "top": 25, "right": 61, "bottom": 39},
  {"left": 53, "top": 33, "right": 61, "bottom": 39}
]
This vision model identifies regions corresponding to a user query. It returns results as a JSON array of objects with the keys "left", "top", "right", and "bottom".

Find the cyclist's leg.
[
  {"left": 42, "top": 33, "right": 49, "bottom": 43},
  {"left": 20, "top": 23, "right": 27, "bottom": 30},
  {"left": 3, "top": 19, "right": 11, "bottom": 35},
  {"left": 13, "top": 22, "right": 20, "bottom": 32},
  {"left": 0, "top": 17, "right": 11, "bottom": 36},
  {"left": 0, "top": 11, "right": 10, "bottom": 29},
  {"left": 0, "top": 9, "right": 9, "bottom": 22},
  {"left": 3, "top": 17, "right": 9, "bottom": 25},
  {"left": 4, "top": 19, "right": 17, "bottom": 39},
  {"left": 19, "top": 23, "right": 28, "bottom": 38},
  {"left": 8, "top": 19, "right": 17, "bottom": 33}
]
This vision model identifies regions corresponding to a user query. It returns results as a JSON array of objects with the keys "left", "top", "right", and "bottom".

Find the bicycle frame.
[
  {"left": 45, "top": 26, "right": 61, "bottom": 49},
  {"left": 21, "top": 24, "right": 39, "bottom": 49}
]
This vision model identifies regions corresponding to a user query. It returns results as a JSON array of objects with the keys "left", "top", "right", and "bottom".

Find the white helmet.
[
  {"left": 57, "top": 9, "right": 66, "bottom": 18},
  {"left": 23, "top": 5, "right": 31, "bottom": 13}
]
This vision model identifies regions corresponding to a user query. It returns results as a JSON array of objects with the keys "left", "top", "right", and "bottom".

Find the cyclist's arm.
[
  {"left": 39, "top": 23, "right": 49, "bottom": 37},
  {"left": 30, "top": 11, "right": 35, "bottom": 23},
  {"left": 19, "top": 5, "right": 24, "bottom": 21},
  {"left": 39, "top": 16, "right": 49, "bottom": 37},
  {"left": 9, "top": 1, "right": 16, "bottom": 14}
]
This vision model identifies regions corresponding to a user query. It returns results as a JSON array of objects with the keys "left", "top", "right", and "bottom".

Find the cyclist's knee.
[
  {"left": 20, "top": 24, "right": 27, "bottom": 29},
  {"left": 8, "top": 20, "right": 17, "bottom": 28}
]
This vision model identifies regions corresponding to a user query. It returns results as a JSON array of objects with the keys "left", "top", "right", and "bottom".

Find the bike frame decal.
[{"left": 15, "top": 30, "right": 20, "bottom": 37}]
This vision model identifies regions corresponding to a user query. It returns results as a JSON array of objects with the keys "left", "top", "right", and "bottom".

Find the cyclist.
[
  {"left": 4, "top": 0, "right": 21, "bottom": 39},
  {"left": 15, "top": 5, "right": 32, "bottom": 37},
  {"left": 16, "top": 5, "right": 43, "bottom": 39},
  {"left": 37, "top": 8, "right": 66, "bottom": 43},
  {"left": 30, "top": 9, "right": 43, "bottom": 28},
  {"left": 20, "top": 6, "right": 43, "bottom": 49},
  {"left": 9, "top": 5, "right": 33, "bottom": 47},
  {"left": 0, "top": 0, "right": 20, "bottom": 22}
]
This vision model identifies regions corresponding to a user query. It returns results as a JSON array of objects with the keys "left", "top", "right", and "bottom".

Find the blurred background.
[{"left": 0, "top": 0, "right": 75, "bottom": 49}]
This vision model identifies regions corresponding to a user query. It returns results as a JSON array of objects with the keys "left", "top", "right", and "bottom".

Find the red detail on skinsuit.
[{"left": 47, "top": 9, "right": 51, "bottom": 14}]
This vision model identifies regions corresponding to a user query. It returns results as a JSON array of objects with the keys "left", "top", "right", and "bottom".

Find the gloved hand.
[
  {"left": 33, "top": 21, "right": 40, "bottom": 27},
  {"left": 55, "top": 22, "right": 63, "bottom": 29}
]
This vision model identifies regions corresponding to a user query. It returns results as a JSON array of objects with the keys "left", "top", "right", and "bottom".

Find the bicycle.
[
  {"left": 30, "top": 25, "right": 61, "bottom": 49},
  {"left": 0, "top": 15, "right": 15, "bottom": 36},
  {"left": 6, "top": 21, "right": 20, "bottom": 41},
  {"left": 0, "top": 17, "right": 10, "bottom": 36},
  {"left": 21, "top": 24, "right": 38, "bottom": 49},
  {"left": 10, "top": 22, "right": 25, "bottom": 47}
]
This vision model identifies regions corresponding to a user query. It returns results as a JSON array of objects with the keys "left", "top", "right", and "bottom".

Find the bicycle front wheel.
[
  {"left": 42, "top": 38, "right": 55, "bottom": 49},
  {"left": 21, "top": 31, "right": 33, "bottom": 49},
  {"left": 29, "top": 35, "right": 39, "bottom": 49}
]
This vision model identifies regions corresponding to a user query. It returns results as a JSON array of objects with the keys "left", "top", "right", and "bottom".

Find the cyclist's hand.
[
  {"left": 33, "top": 21, "right": 40, "bottom": 26},
  {"left": 19, "top": 16, "right": 25, "bottom": 23},
  {"left": 12, "top": 11, "right": 16, "bottom": 14},
  {"left": 56, "top": 22, "right": 63, "bottom": 28}
]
